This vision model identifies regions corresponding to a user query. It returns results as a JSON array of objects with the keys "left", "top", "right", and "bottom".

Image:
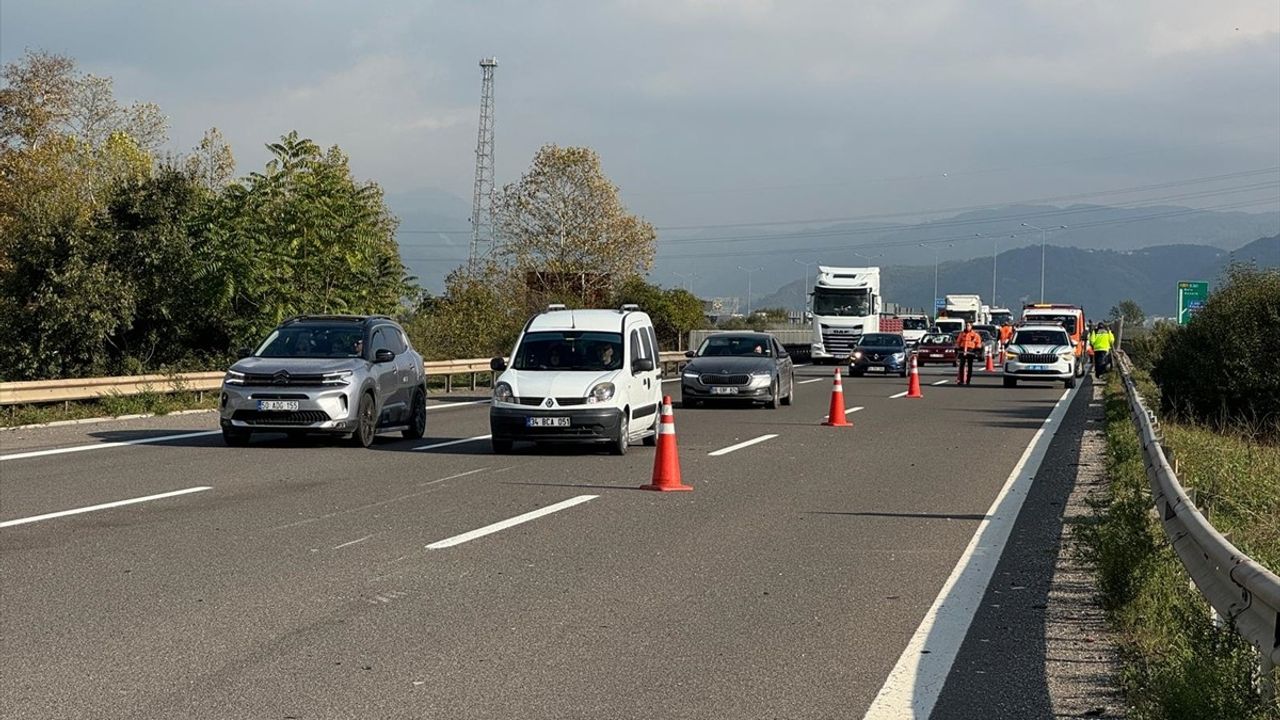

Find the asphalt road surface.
[{"left": 1, "top": 363, "right": 1091, "bottom": 719}]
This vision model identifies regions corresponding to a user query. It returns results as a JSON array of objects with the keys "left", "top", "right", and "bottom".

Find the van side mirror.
[
  {"left": 632, "top": 358, "right": 655, "bottom": 373},
  {"left": 490, "top": 357, "right": 507, "bottom": 371},
  {"left": 374, "top": 348, "right": 395, "bottom": 363}
]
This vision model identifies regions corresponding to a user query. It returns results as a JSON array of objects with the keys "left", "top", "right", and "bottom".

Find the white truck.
[
  {"left": 898, "top": 313, "right": 931, "bottom": 345},
  {"left": 809, "top": 266, "right": 881, "bottom": 364},
  {"left": 989, "top": 307, "right": 1014, "bottom": 327},
  {"left": 942, "top": 294, "right": 987, "bottom": 324}
]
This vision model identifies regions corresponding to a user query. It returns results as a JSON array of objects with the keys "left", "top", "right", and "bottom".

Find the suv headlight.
[
  {"left": 322, "top": 370, "right": 353, "bottom": 386},
  {"left": 1005, "top": 351, "right": 1019, "bottom": 361},
  {"left": 493, "top": 382, "right": 514, "bottom": 403},
  {"left": 1058, "top": 351, "right": 1074, "bottom": 361},
  {"left": 588, "top": 382, "right": 615, "bottom": 403},
  {"left": 223, "top": 370, "right": 245, "bottom": 386}
]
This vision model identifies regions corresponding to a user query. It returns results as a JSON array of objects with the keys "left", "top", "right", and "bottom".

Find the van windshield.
[
  {"left": 901, "top": 317, "right": 929, "bottom": 330},
  {"left": 513, "top": 331, "right": 623, "bottom": 371}
]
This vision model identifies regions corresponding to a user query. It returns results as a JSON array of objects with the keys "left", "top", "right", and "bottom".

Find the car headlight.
[
  {"left": 892, "top": 352, "right": 905, "bottom": 360},
  {"left": 852, "top": 351, "right": 863, "bottom": 359},
  {"left": 588, "top": 382, "right": 615, "bottom": 403},
  {"left": 493, "top": 382, "right": 514, "bottom": 402},
  {"left": 223, "top": 370, "right": 245, "bottom": 386},
  {"left": 322, "top": 370, "right": 352, "bottom": 386},
  {"left": 748, "top": 372, "right": 772, "bottom": 388},
  {"left": 682, "top": 371, "right": 699, "bottom": 379}
]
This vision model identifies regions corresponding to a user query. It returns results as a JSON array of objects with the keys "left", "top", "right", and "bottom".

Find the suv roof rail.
[{"left": 281, "top": 314, "right": 392, "bottom": 325}]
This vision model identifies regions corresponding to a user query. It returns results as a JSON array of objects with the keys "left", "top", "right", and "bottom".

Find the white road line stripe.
[
  {"left": 333, "top": 535, "right": 373, "bottom": 550},
  {"left": 662, "top": 378, "right": 681, "bottom": 384},
  {"left": 707, "top": 433, "right": 778, "bottom": 457},
  {"left": 412, "top": 434, "right": 491, "bottom": 452},
  {"left": 0, "top": 486, "right": 211, "bottom": 529},
  {"left": 817, "top": 406, "right": 863, "bottom": 420},
  {"left": 426, "top": 495, "right": 598, "bottom": 549},
  {"left": 428, "top": 399, "right": 490, "bottom": 410},
  {"left": 0, "top": 431, "right": 221, "bottom": 462},
  {"left": 422, "top": 467, "right": 489, "bottom": 486},
  {"left": 932, "top": 380, "right": 949, "bottom": 386},
  {"left": 889, "top": 390, "right": 909, "bottom": 399},
  {"left": 797, "top": 378, "right": 826, "bottom": 385},
  {"left": 862, "top": 386, "right": 1078, "bottom": 719}
]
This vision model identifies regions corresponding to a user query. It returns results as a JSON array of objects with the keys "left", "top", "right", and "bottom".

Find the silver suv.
[{"left": 219, "top": 315, "right": 427, "bottom": 447}]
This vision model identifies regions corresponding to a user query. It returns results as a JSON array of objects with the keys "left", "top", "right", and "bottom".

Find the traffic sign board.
[
  {"left": 1177, "top": 280, "right": 1209, "bottom": 325},
  {"left": 934, "top": 297, "right": 946, "bottom": 310}
]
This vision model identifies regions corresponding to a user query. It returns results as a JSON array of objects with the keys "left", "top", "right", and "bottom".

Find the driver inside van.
[{"left": 597, "top": 343, "right": 619, "bottom": 369}]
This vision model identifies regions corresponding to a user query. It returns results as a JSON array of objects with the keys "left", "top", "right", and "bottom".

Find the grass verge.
[
  {"left": 1, "top": 390, "right": 218, "bottom": 429},
  {"left": 1079, "top": 370, "right": 1279, "bottom": 719}
]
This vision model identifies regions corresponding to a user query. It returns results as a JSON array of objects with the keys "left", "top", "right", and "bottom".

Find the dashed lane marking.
[
  {"left": 707, "top": 434, "right": 778, "bottom": 457},
  {"left": 0, "top": 486, "right": 212, "bottom": 528},
  {"left": 426, "top": 495, "right": 598, "bottom": 550}
]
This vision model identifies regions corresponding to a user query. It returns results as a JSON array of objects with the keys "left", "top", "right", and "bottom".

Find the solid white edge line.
[
  {"left": 889, "top": 390, "right": 910, "bottom": 399},
  {"left": 413, "top": 434, "right": 491, "bottom": 451},
  {"left": 0, "top": 431, "right": 222, "bottom": 462},
  {"left": 0, "top": 486, "right": 212, "bottom": 528},
  {"left": 707, "top": 433, "right": 779, "bottom": 457},
  {"left": 861, "top": 385, "right": 1078, "bottom": 719},
  {"left": 426, "top": 495, "right": 598, "bottom": 549},
  {"left": 931, "top": 380, "right": 949, "bottom": 386},
  {"left": 797, "top": 378, "right": 826, "bottom": 385}
]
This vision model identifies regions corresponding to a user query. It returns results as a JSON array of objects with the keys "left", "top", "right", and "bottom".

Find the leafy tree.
[
  {"left": 494, "top": 144, "right": 656, "bottom": 311},
  {"left": 402, "top": 262, "right": 524, "bottom": 360},
  {"left": 184, "top": 127, "right": 236, "bottom": 191},
  {"left": 612, "top": 277, "right": 708, "bottom": 350},
  {"left": 1109, "top": 299, "right": 1145, "bottom": 327}
]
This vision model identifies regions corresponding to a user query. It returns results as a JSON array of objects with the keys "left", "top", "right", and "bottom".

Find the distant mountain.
[
  {"left": 754, "top": 234, "right": 1280, "bottom": 322},
  {"left": 655, "top": 204, "right": 1279, "bottom": 302}
]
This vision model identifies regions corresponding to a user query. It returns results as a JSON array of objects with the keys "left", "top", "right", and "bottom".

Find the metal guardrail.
[
  {"left": 0, "top": 353, "right": 691, "bottom": 406},
  {"left": 1117, "top": 351, "right": 1279, "bottom": 702}
]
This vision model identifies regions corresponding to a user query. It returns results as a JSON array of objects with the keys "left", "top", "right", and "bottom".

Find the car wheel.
[
  {"left": 610, "top": 412, "right": 629, "bottom": 456},
  {"left": 222, "top": 427, "right": 251, "bottom": 447},
  {"left": 1003, "top": 376, "right": 1017, "bottom": 388},
  {"left": 781, "top": 375, "right": 794, "bottom": 406},
  {"left": 492, "top": 437, "right": 513, "bottom": 454},
  {"left": 351, "top": 392, "right": 376, "bottom": 448},
  {"left": 401, "top": 388, "right": 427, "bottom": 439},
  {"left": 1064, "top": 377, "right": 1076, "bottom": 389},
  {"left": 766, "top": 379, "right": 779, "bottom": 409}
]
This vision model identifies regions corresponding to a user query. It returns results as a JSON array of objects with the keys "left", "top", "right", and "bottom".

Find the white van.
[{"left": 488, "top": 304, "right": 663, "bottom": 455}]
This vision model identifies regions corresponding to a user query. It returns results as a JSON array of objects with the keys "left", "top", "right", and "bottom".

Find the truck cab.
[{"left": 809, "top": 266, "right": 880, "bottom": 364}]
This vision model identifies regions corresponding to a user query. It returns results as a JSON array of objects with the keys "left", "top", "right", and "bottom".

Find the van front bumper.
[{"left": 490, "top": 405, "right": 624, "bottom": 443}]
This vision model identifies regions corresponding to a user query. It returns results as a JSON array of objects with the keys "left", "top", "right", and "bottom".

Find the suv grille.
[
  {"left": 231, "top": 410, "right": 332, "bottom": 425},
  {"left": 242, "top": 373, "right": 328, "bottom": 387},
  {"left": 699, "top": 373, "right": 751, "bottom": 386},
  {"left": 1018, "top": 353, "right": 1059, "bottom": 364}
]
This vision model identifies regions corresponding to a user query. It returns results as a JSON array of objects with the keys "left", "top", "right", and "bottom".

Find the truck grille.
[
  {"left": 231, "top": 410, "right": 332, "bottom": 425},
  {"left": 699, "top": 373, "right": 751, "bottom": 386},
  {"left": 820, "top": 327, "right": 861, "bottom": 354}
]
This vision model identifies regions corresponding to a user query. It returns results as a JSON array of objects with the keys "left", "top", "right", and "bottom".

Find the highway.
[{"left": 0, "top": 363, "right": 1092, "bottom": 719}]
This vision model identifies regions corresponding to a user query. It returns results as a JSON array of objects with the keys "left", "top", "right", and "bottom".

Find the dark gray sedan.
[
  {"left": 680, "top": 332, "right": 795, "bottom": 408},
  {"left": 848, "top": 332, "right": 909, "bottom": 377}
]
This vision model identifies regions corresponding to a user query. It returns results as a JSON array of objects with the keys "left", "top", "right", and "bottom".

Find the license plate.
[
  {"left": 870, "top": 366, "right": 886, "bottom": 372},
  {"left": 527, "top": 417, "right": 570, "bottom": 427},
  {"left": 929, "top": 353, "right": 942, "bottom": 357},
  {"left": 711, "top": 387, "right": 738, "bottom": 395},
  {"left": 1028, "top": 364, "right": 1049, "bottom": 371},
  {"left": 257, "top": 400, "right": 298, "bottom": 411}
]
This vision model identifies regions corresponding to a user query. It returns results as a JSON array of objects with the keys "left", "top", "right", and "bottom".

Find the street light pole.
[
  {"left": 1021, "top": 223, "right": 1067, "bottom": 302},
  {"left": 793, "top": 259, "right": 818, "bottom": 312},
  {"left": 918, "top": 242, "right": 952, "bottom": 316},
  {"left": 738, "top": 265, "right": 763, "bottom": 316},
  {"left": 673, "top": 271, "right": 699, "bottom": 294}
]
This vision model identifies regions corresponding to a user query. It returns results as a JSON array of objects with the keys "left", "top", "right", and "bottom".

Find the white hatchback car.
[
  {"left": 1002, "top": 324, "right": 1078, "bottom": 389},
  {"left": 488, "top": 304, "right": 663, "bottom": 454}
]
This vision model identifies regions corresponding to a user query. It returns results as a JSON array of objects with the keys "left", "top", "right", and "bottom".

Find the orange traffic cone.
[
  {"left": 641, "top": 396, "right": 692, "bottom": 492},
  {"left": 906, "top": 353, "right": 924, "bottom": 398},
  {"left": 823, "top": 367, "right": 852, "bottom": 427},
  {"left": 984, "top": 350, "right": 995, "bottom": 373}
]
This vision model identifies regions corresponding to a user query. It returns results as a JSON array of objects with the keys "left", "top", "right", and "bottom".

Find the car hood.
[
  {"left": 684, "top": 356, "right": 775, "bottom": 374},
  {"left": 502, "top": 369, "right": 620, "bottom": 398},
  {"left": 1007, "top": 344, "right": 1071, "bottom": 355},
  {"left": 230, "top": 357, "right": 362, "bottom": 375}
]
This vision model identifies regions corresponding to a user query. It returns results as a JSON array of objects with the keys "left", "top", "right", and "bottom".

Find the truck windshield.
[
  {"left": 1026, "top": 314, "right": 1077, "bottom": 334},
  {"left": 812, "top": 288, "right": 871, "bottom": 317},
  {"left": 513, "top": 331, "right": 624, "bottom": 371},
  {"left": 901, "top": 317, "right": 929, "bottom": 330}
]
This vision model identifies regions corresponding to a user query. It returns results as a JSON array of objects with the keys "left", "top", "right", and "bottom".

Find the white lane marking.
[
  {"left": 889, "top": 390, "right": 909, "bottom": 399},
  {"left": 0, "top": 486, "right": 211, "bottom": 529},
  {"left": 412, "top": 434, "right": 491, "bottom": 451},
  {"left": 794, "top": 363, "right": 812, "bottom": 367},
  {"left": 427, "top": 399, "right": 490, "bottom": 410},
  {"left": 797, "top": 378, "right": 826, "bottom": 385},
  {"left": 0, "top": 431, "right": 221, "bottom": 462},
  {"left": 862, "top": 385, "right": 1077, "bottom": 719},
  {"left": 421, "top": 467, "right": 489, "bottom": 486},
  {"left": 662, "top": 378, "right": 681, "bottom": 384},
  {"left": 707, "top": 433, "right": 778, "bottom": 457},
  {"left": 932, "top": 380, "right": 949, "bottom": 386},
  {"left": 817, "top": 406, "right": 863, "bottom": 421},
  {"left": 333, "top": 535, "right": 373, "bottom": 550},
  {"left": 426, "top": 495, "right": 598, "bottom": 550}
]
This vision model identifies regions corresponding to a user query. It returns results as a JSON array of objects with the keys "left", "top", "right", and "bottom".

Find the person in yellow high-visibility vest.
[{"left": 1089, "top": 322, "right": 1115, "bottom": 378}]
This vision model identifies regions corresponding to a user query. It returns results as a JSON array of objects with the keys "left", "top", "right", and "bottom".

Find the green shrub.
[{"left": 1151, "top": 265, "right": 1280, "bottom": 439}]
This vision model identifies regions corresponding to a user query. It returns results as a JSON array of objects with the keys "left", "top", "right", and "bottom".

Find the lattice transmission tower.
[{"left": 468, "top": 57, "right": 498, "bottom": 270}]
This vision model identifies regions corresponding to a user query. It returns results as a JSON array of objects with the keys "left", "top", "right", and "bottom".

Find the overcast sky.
[{"left": 4, "top": 1, "right": 1278, "bottom": 256}]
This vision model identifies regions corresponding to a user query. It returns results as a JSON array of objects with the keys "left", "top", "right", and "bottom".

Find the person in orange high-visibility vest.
[
  {"left": 955, "top": 322, "right": 984, "bottom": 385},
  {"left": 998, "top": 322, "right": 1014, "bottom": 348}
]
